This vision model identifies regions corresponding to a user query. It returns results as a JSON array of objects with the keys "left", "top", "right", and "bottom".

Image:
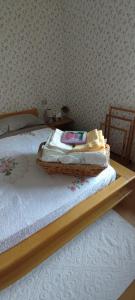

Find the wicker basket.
[{"left": 36, "top": 142, "right": 110, "bottom": 176}]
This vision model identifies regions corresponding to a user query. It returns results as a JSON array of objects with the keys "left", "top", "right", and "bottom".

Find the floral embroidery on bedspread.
[
  {"left": 0, "top": 157, "right": 17, "bottom": 176},
  {"left": 68, "top": 177, "right": 89, "bottom": 191},
  {"left": 0, "top": 155, "right": 30, "bottom": 184}
]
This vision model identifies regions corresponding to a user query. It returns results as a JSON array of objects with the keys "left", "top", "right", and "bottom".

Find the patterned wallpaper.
[
  {"left": 0, "top": 0, "right": 65, "bottom": 113},
  {"left": 0, "top": 0, "right": 135, "bottom": 159},
  {"left": 63, "top": 0, "right": 135, "bottom": 159}
]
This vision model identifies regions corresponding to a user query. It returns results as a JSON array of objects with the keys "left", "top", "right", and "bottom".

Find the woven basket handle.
[{"left": 37, "top": 142, "right": 46, "bottom": 159}]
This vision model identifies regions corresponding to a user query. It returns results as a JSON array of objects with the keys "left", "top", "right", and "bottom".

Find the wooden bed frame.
[
  {"left": 0, "top": 109, "right": 135, "bottom": 290},
  {"left": 0, "top": 107, "right": 39, "bottom": 119}
]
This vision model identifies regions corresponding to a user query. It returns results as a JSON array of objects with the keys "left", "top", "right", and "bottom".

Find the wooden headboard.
[{"left": 0, "top": 107, "right": 39, "bottom": 120}]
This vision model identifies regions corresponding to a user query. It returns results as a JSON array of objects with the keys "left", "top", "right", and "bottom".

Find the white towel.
[
  {"left": 42, "top": 129, "right": 109, "bottom": 167},
  {"left": 46, "top": 129, "right": 72, "bottom": 151},
  {"left": 42, "top": 149, "right": 108, "bottom": 167}
]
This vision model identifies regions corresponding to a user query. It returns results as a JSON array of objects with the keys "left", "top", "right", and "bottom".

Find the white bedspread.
[
  {"left": 1, "top": 210, "right": 135, "bottom": 300},
  {"left": 0, "top": 129, "right": 116, "bottom": 253}
]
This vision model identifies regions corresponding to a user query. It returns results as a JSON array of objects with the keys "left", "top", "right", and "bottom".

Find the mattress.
[{"left": 0, "top": 128, "right": 116, "bottom": 253}]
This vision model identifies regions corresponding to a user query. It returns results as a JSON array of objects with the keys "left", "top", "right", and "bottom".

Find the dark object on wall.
[
  {"left": 61, "top": 105, "right": 70, "bottom": 117},
  {"left": 43, "top": 108, "right": 51, "bottom": 124}
]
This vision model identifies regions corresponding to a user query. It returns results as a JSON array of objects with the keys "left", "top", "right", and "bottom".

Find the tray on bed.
[{"left": 37, "top": 142, "right": 110, "bottom": 176}]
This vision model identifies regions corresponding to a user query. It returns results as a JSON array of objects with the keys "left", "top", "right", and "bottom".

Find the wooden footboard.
[{"left": 0, "top": 160, "right": 135, "bottom": 290}]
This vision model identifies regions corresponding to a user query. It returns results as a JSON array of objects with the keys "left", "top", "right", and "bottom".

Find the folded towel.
[
  {"left": 41, "top": 148, "right": 109, "bottom": 167},
  {"left": 46, "top": 129, "right": 73, "bottom": 151},
  {"left": 71, "top": 129, "right": 105, "bottom": 153},
  {"left": 42, "top": 144, "right": 109, "bottom": 167},
  {"left": 41, "top": 128, "right": 108, "bottom": 167}
]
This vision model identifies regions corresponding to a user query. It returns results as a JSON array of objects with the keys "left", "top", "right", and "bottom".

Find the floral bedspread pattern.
[
  {"left": 0, "top": 128, "right": 116, "bottom": 254},
  {"left": 68, "top": 177, "right": 89, "bottom": 191},
  {"left": 0, "top": 155, "right": 29, "bottom": 184},
  {"left": 0, "top": 157, "right": 17, "bottom": 176}
]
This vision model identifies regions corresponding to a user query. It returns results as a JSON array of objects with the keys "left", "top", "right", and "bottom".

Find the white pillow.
[{"left": 0, "top": 114, "right": 44, "bottom": 133}]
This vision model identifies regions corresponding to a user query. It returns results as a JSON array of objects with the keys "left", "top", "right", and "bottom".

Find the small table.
[{"left": 47, "top": 117, "right": 74, "bottom": 130}]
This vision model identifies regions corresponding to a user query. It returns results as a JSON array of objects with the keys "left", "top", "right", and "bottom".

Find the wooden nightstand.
[{"left": 48, "top": 117, "right": 74, "bottom": 130}]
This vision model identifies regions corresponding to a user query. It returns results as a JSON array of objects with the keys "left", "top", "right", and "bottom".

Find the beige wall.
[
  {"left": 64, "top": 0, "right": 135, "bottom": 128},
  {"left": 63, "top": 0, "right": 135, "bottom": 159},
  {"left": 0, "top": 0, "right": 135, "bottom": 158},
  {"left": 0, "top": 0, "right": 65, "bottom": 113}
]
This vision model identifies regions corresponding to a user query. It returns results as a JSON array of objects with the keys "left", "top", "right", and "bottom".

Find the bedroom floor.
[
  {"left": 111, "top": 151, "right": 135, "bottom": 299},
  {"left": 114, "top": 191, "right": 135, "bottom": 227},
  {"left": 114, "top": 174, "right": 135, "bottom": 299},
  {"left": 111, "top": 152, "right": 135, "bottom": 225}
]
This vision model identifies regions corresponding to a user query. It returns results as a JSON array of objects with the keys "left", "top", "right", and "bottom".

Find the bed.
[{"left": 0, "top": 108, "right": 135, "bottom": 290}]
